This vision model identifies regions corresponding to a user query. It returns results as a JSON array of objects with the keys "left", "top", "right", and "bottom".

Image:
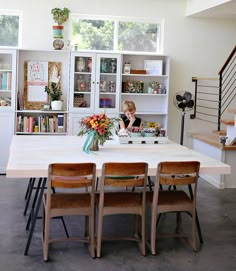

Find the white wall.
[
  {"left": 0, "top": 0, "right": 236, "bottom": 144},
  {"left": 186, "top": 0, "right": 232, "bottom": 15}
]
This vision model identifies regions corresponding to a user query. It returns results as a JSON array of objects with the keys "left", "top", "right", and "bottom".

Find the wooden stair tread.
[
  {"left": 191, "top": 133, "right": 236, "bottom": 150},
  {"left": 227, "top": 108, "right": 236, "bottom": 114},
  {"left": 220, "top": 119, "right": 235, "bottom": 125},
  {"left": 212, "top": 130, "right": 226, "bottom": 136}
]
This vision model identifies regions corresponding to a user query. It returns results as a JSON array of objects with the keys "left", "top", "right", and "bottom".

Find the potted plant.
[
  {"left": 51, "top": 7, "right": 70, "bottom": 38},
  {"left": 45, "top": 82, "right": 63, "bottom": 110}
]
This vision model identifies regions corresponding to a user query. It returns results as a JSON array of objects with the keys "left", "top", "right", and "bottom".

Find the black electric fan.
[{"left": 173, "top": 91, "right": 194, "bottom": 145}]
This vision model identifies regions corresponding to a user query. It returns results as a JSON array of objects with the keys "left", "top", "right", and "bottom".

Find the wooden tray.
[
  {"left": 130, "top": 69, "right": 147, "bottom": 74},
  {"left": 114, "top": 134, "right": 168, "bottom": 144}
]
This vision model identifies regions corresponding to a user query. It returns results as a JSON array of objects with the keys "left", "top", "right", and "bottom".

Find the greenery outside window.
[
  {"left": 118, "top": 21, "right": 159, "bottom": 52},
  {"left": 0, "top": 10, "right": 22, "bottom": 48},
  {"left": 72, "top": 18, "right": 114, "bottom": 50},
  {"left": 70, "top": 15, "right": 162, "bottom": 53}
]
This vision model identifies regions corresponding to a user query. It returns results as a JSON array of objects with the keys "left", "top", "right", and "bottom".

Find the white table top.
[{"left": 6, "top": 135, "right": 231, "bottom": 178}]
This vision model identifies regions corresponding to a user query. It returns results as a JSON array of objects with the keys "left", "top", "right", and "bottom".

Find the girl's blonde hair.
[{"left": 122, "top": 100, "right": 136, "bottom": 113}]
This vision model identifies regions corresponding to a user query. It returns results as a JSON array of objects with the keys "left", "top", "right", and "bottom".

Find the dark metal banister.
[
  {"left": 219, "top": 45, "right": 236, "bottom": 75},
  {"left": 191, "top": 77, "right": 219, "bottom": 121},
  {"left": 218, "top": 45, "right": 236, "bottom": 130},
  {"left": 192, "top": 45, "right": 236, "bottom": 132},
  {"left": 218, "top": 73, "right": 222, "bottom": 131},
  {"left": 191, "top": 77, "right": 198, "bottom": 119}
]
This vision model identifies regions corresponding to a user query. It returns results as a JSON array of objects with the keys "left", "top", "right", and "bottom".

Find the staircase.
[
  {"left": 221, "top": 109, "right": 236, "bottom": 145},
  {"left": 191, "top": 45, "right": 236, "bottom": 145}
]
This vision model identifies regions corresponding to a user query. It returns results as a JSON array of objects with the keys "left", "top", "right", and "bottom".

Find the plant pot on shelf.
[
  {"left": 52, "top": 25, "right": 64, "bottom": 38},
  {"left": 51, "top": 100, "right": 62, "bottom": 110}
]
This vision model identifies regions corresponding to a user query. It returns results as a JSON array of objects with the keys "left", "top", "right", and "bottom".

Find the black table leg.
[
  {"left": 26, "top": 178, "right": 42, "bottom": 230},
  {"left": 24, "top": 177, "right": 47, "bottom": 256},
  {"left": 24, "top": 178, "right": 36, "bottom": 216}
]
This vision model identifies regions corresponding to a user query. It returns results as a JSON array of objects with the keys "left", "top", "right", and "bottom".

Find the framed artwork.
[
  {"left": 24, "top": 61, "right": 61, "bottom": 110},
  {"left": 144, "top": 60, "right": 163, "bottom": 75}
]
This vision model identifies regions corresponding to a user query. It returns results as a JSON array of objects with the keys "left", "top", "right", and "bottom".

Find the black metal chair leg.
[
  {"left": 95, "top": 177, "right": 99, "bottom": 191},
  {"left": 51, "top": 187, "right": 69, "bottom": 237},
  {"left": 60, "top": 217, "right": 69, "bottom": 238},
  {"left": 148, "top": 176, "right": 153, "bottom": 191},
  {"left": 195, "top": 210, "right": 203, "bottom": 243},
  {"left": 156, "top": 213, "right": 162, "bottom": 226},
  {"left": 23, "top": 178, "right": 36, "bottom": 216},
  {"left": 24, "top": 177, "right": 47, "bottom": 255}
]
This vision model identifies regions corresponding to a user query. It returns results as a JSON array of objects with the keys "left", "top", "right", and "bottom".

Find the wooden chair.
[
  {"left": 42, "top": 163, "right": 96, "bottom": 261},
  {"left": 96, "top": 162, "right": 148, "bottom": 258},
  {"left": 147, "top": 161, "right": 200, "bottom": 255}
]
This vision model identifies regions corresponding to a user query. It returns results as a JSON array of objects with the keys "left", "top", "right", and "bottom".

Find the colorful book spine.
[
  {"left": 58, "top": 114, "right": 64, "bottom": 133},
  {"left": 1, "top": 72, "right": 7, "bottom": 90},
  {"left": 28, "top": 117, "right": 34, "bottom": 133},
  {"left": 7, "top": 72, "right": 12, "bottom": 90}
]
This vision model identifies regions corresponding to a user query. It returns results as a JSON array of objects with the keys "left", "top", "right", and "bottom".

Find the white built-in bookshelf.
[
  {"left": 16, "top": 49, "right": 70, "bottom": 135},
  {"left": 0, "top": 48, "right": 170, "bottom": 172}
]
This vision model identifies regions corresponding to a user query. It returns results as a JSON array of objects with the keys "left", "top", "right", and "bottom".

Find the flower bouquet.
[{"left": 78, "top": 113, "right": 119, "bottom": 153}]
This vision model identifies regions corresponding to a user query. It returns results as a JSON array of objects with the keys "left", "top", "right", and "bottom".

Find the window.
[
  {"left": 0, "top": 10, "right": 22, "bottom": 47},
  {"left": 118, "top": 21, "right": 159, "bottom": 52},
  {"left": 72, "top": 18, "right": 114, "bottom": 50},
  {"left": 70, "top": 15, "right": 162, "bottom": 53}
]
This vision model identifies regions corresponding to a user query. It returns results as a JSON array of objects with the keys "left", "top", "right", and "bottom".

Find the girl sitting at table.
[{"left": 119, "top": 100, "right": 143, "bottom": 130}]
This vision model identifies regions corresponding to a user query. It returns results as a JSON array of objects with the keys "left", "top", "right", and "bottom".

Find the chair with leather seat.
[
  {"left": 96, "top": 162, "right": 148, "bottom": 258},
  {"left": 147, "top": 161, "right": 200, "bottom": 255},
  {"left": 42, "top": 162, "right": 96, "bottom": 261}
]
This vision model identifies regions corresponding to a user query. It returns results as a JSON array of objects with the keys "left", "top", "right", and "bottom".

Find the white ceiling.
[{"left": 189, "top": 1, "right": 236, "bottom": 19}]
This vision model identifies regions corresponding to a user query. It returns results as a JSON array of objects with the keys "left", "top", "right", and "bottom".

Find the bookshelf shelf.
[
  {"left": 16, "top": 110, "right": 68, "bottom": 113},
  {"left": 16, "top": 132, "right": 67, "bottom": 135},
  {"left": 16, "top": 49, "right": 70, "bottom": 136},
  {"left": 16, "top": 112, "right": 67, "bottom": 134}
]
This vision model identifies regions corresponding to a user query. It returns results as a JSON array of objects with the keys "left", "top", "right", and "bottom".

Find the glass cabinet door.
[
  {"left": 95, "top": 54, "right": 121, "bottom": 113},
  {"left": 0, "top": 49, "right": 16, "bottom": 110},
  {"left": 70, "top": 52, "right": 96, "bottom": 112}
]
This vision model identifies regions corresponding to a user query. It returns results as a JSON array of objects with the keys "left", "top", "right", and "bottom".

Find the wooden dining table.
[{"left": 6, "top": 135, "right": 231, "bottom": 255}]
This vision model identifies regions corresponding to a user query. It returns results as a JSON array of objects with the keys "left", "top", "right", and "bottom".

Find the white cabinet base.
[
  {"left": 0, "top": 112, "right": 14, "bottom": 173},
  {"left": 192, "top": 138, "right": 236, "bottom": 189}
]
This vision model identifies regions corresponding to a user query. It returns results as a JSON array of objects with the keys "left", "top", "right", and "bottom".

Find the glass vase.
[{"left": 90, "top": 138, "right": 99, "bottom": 151}]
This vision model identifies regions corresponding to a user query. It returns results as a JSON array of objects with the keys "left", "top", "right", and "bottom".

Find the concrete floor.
[{"left": 0, "top": 175, "right": 236, "bottom": 271}]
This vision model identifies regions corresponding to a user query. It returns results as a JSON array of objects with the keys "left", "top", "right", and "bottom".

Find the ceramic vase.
[
  {"left": 90, "top": 139, "right": 99, "bottom": 151},
  {"left": 51, "top": 100, "right": 62, "bottom": 110}
]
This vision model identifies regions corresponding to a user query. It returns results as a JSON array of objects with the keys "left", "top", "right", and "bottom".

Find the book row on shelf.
[
  {"left": 0, "top": 71, "right": 12, "bottom": 91},
  {"left": 16, "top": 114, "right": 66, "bottom": 134}
]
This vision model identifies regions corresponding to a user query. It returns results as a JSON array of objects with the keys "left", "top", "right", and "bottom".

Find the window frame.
[{"left": 69, "top": 14, "right": 164, "bottom": 54}]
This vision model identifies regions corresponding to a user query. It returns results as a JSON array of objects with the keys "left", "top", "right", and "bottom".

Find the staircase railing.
[{"left": 191, "top": 45, "right": 236, "bottom": 131}]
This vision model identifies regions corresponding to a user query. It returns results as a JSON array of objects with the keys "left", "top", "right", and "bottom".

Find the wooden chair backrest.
[
  {"left": 101, "top": 162, "right": 148, "bottom": 188},
  {"left": 48, "top": 163, "right": 96, "bottom": 189},
  {"left": 158, "top": 161, "right": 200, "bottom": 186}
]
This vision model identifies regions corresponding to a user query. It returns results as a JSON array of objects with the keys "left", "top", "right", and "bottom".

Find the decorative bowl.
[
  {"left": 130, "top": 132, "right": 142, "bottom": 137},
  {"left": 144, "top": 132, "right": 156, "bottom": 137}
]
